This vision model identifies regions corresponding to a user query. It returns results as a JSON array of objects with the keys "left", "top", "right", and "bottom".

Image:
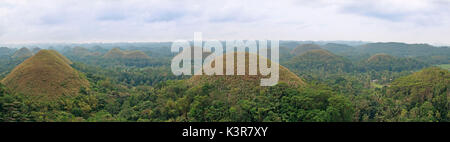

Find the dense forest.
[{"left": 0, "top": 41, "right": 449, "bottom": 122}]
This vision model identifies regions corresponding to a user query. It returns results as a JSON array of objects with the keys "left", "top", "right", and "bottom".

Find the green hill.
[
  {"left": 290, "top": 44, "right": 322, "bottom": 56},
  {"left": 1, "top": 50, "right": 89, "bottom": 99},
  {"left": 11, "top": 47, "right": 33, "bottom": 59},
  {"left": 359, "top": 42, "right": 450, "bottom": 57},
  {"left": 186, "top": 52, "right": 306, "bottom": 107},
  {"left": 321, "top": 43, "right": 356, "bottom": 55},
  {"left": 31, "top": 47, "right": 41, "bottom": 54},
  {"left": 389, "top": 67, "right": 449, "bottom": 100},
  {"left": 104, "top": 48, "right": 150, "bottom": 59},
  {"left": 71, "top": 47, "right": 92, "bottom": 57},
  {"left": 362, "top": 53, "right": 428, "bottom": 71},
  {"left": 0, "top": 47, "right": 13, "bottom": 57},
  {"left": 122, "top": 51, "right": 151, "bottom": 59},
  {"left": 149, "top": 52, "right": 357, "bottom": 122},
  {"left": 286, "top": 49, "right": 353, "bottom": 74},
  {"left": 188, "top": 52, "right": 306, "bottom": 89},
  {"left": 384, "top": 67, "right": 449, "bottom": 121},
  {"left": 367, "top": 53, "right": 396, "bottom": 62}
]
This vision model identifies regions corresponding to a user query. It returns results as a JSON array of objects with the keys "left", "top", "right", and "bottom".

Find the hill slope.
[
  {"left": 31, "top": 47, "right": 41, "bottom": 54},
  {"left": 383, "top": 67, "right": 450, "bottom": 121},
  {"left": 150, "top": 53, "right": 355, "bottom": 122},
  {"left": 362, "top": 53, "right": 428, "bottom": 71},
  {"left": 286, "top": 49, "right": 353, "bottom": 74},
  {"left": 71, "top": 47, "right": 92, "bottom": 57},
  {"left": 359, "top": 42, "right": 450, "bottom": 57},
  {"left": 321, "top": 43, "right": 356, "bottom": 55},
  {"left": 367, "top": 53, "right": 396, "bottom": 62},
  {"left": 0, "top": 47, "right": 13, "bottom": 57},
  {"left": 389, "top": 67, "right": 449, "bottom": 101},
  {"left": 1, "top": 50, "right": 89, "bottom": 98},
  {"left": 290, "top": 44, "right": 322, "bottom": 56},
  {"left": 104, "top": 48, "right": 150, "bottom": 59},
  {"left": 12, "top": 47, "right": 33, "bottom": 59},
  {"left": 188, "top": 52, "right": 306, "bottom": 90}
]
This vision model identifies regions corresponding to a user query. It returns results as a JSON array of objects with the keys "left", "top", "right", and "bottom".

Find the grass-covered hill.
[
  {"left": 388, "top": 67, "right": 449, "bottom": 102},
  {"left": 149, "top": 52, "right": 353, "bottom": 122},
  {"left": 188, "top": 52, "right": 306, "bottom": 89},
  {"left": 31, "top": 47, "right": 41, "bottom": 54},
  {"left": 0, "top": 47, "right": 13, "bottom": 57},
  {"left": 367, "top": 53, "right": 396, "bottom": 62},
  {"left": 381, "top": 67, "right": 450, "bottom": 121},
  {"left": 101, "top": 48, "right": 153, "bottom": 67},
  {"left": 1, "top": 50, "right": 89, "bottom": 99},
  {"left": 71, "top": 47, "right": 92, "bottom": 57},
  {"left": 286, "top": 49, "right": 353, "bottom": 75},
  {"left": 104, "top": 48, "right": 150, "bottom": 59},
  {"left": 360, "top": 53, "right": 429, "bottom": 72},
  {"left": 321, "top": 43, "right": 356, "bottom": 55},
  {"left": 11, "top": 47, "right": 33, "bottom": 59},
  {"left": 290, "top": 44, "right": 322, "bottom": 56}
]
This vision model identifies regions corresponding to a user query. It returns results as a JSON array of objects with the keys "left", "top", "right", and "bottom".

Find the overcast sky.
[{"left": 0, "top": 0, "right": 449, "bottom": 44}]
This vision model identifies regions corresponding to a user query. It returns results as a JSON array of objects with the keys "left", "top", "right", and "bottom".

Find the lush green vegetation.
[
  {"left": 437, "top": 64, "right": 450, "bottom": 70},
  {"left": 0, "top": 42, "right": 449, "bottom": 122}
]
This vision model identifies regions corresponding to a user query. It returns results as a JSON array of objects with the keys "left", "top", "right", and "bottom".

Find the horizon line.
[{"left": 1, "top": 40, "right": 449, "bottom": 47}]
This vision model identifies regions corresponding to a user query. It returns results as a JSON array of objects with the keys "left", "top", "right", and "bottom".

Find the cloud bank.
[{"left": 0, "top": 0, "right": 449, "bottom": 44}]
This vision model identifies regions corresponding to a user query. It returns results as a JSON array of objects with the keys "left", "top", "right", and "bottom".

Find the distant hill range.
[
  {"left": 358, "top": 42, "right": 450, "bottom": 57},
  {"left": 280, "top": 42, "right": 449, "bottom": 64}
]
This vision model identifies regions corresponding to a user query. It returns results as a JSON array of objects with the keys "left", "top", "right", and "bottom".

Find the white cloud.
[{"left": 0, "top": 0, "right": 449, "bottom": 44}]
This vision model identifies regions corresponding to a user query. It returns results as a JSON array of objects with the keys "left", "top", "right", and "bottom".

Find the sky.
[{"left": 0, "top": 0, "right": 449, "bottom": 45}]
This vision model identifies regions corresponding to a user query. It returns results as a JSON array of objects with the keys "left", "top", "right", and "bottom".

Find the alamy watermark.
[{"left": 171, "top": 32, "right": 279, "bottom": 86}]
